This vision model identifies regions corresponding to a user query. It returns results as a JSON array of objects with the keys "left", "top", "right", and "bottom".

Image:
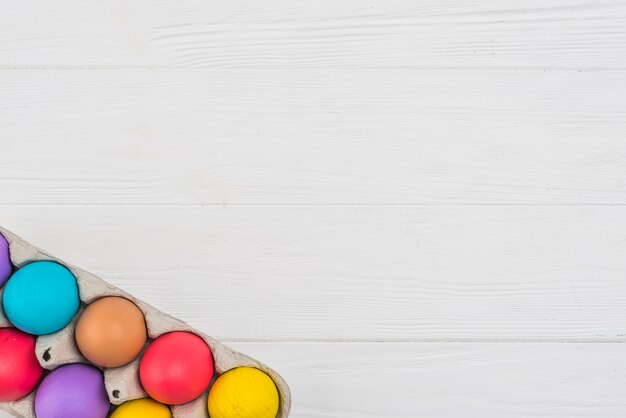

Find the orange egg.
[{"left": 75, "top": 296, "right": 147, "bottom": 368}]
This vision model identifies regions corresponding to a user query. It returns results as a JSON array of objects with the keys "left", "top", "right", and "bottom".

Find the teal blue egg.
[{"left": 3, "top": 261, "right": 80, "bottom": 335}]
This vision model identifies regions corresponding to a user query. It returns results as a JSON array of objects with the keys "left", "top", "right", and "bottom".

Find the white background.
[{"left": 2, "top": 1, "right": 626, "bottom": 417}]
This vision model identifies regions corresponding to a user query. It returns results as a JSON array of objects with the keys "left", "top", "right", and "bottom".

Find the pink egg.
[
  {"left": 0, "top": 328, "right": 44, "bottom": 401},
  {"left": 139, "top": 332, "right": 214, "bottom": 405}
]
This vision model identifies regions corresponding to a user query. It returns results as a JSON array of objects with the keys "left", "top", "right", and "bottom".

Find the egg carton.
[{"left": 0, "top": 227, "right": 291, "bottom": 418}]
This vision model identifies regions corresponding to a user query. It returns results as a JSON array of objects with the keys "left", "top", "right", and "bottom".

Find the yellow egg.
[
  {"left": 208, "top": 367, "right": 279, "bottom": 418},
  {"left": 110, "top": 398, "right": 172, "bottom": 418}
]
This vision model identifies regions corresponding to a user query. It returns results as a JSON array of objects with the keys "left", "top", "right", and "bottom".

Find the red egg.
[
  {"left": 0, "top": 328, "right": 44, "bottom": 401},
  {"left": 139, "top": 332, "right": 213, "bottom": 405}
]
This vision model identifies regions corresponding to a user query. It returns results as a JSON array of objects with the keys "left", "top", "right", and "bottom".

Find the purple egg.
[
  {"left": 0, "top": 233, "right": 11, "bottom": 287},
  {"left": 35, "top": 363, "right": 110, "bottom": 418}
]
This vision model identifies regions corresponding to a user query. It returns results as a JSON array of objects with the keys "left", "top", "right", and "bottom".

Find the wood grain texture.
[
  {"left": 5, "top": 342, "right": 626, "bottom": 418},
  {"left": 230, "top": 342, "right": 626, "bottom": 417},
  {"left": 2, "top": 0, "right": 626, "bottom": 69},
  {"left": 3, "top": 0, "right": 626, "bottom": 416},
  {"left": 1, "top": 69, "right": 626, "bottom": 206},
  {"left": 1, "top": 205, "right": 625, "bottom": 341}
]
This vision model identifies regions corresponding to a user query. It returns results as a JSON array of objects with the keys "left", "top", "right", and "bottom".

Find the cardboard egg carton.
[{"left": 0, "top": 227, "right": 291, "bottom": 418}]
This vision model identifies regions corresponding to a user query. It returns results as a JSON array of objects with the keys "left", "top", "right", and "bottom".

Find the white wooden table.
[{"left": 2, "top": 1, "right": 626, "bottom": 416}]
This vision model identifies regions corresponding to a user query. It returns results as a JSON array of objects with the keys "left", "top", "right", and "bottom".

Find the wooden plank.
[
  {"left": 238, "top": 341, "right": 626, "bottom": 417},
  {"left": 2, "top": 341, "right": 625, "bottom": 417},
  {"left": 2, "top": 69, "right": 626, "bottom": 205},
  {"left": 2, "top": 340, "right": 624, "bottom": 417},
  {"left": 1, "top": 205, "right": 626, "bottom": 341},
  {"left": 2, "top": 0, "right": 626, "bottom": 69},
  {"left": 230, "top": 342, "right": 626, "bottom": 417}
]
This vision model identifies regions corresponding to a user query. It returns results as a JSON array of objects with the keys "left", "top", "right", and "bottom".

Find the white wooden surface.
[{"left": 2, "top": 0, "right": 626, "bottom": 416}]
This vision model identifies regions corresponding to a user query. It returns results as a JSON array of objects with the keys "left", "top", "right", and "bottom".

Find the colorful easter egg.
[
  {"left": 35, "top": 363, "right": 110, "bottom": 418},
  {"left": 0, "top": 234, "right": 11, "bottom": 287},
  {"left": 110, "top": 398, "right": 172, "bottom": 418},
  {"left": 208, "top": 367, "right": 279, "bottom": 418},
  {"left": 76, "top": 296, "right": 147, "bottom": 367},
  {"left": 0, "top": 328, "right": 44, "bottom": 402},
  {"left": 139, "top": 331, "right": 214, "bottom": 405},
  {"left": 3, "top": 261, "right": 80, "bottom": 335}
]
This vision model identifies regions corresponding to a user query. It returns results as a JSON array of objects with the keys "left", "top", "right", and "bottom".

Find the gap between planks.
[
  {"left": 220, "top": 338, "right": 626, "bottom": 344},
  {"left": 3, "top": 203, "right": 626, "bottom": 208},
  {"left": 1, "top": 66, "right": 626, "bottom": 72}
]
